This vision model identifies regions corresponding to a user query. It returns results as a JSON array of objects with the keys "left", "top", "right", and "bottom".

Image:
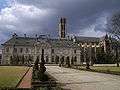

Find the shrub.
[{"left": 95, "top": 52, "right": 115, "bottom": 64}]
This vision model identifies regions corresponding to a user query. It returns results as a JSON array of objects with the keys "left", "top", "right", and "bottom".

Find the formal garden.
[{"left": 0, "top": 49, "right": 62, "bottom": 90}]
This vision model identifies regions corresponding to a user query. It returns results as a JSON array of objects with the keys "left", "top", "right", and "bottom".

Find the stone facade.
[
  {"left": 2, "top": 33, "right": 115, "bottom": 65},
  {"left": 1, "top": 36, "right": 81, "bottom": 65},
  {"left": 1, "top": 18, "right": 119, "bottom": 65}
]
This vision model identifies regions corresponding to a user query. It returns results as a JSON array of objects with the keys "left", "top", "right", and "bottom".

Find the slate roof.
[
  {"left": 2, "top": 36, "right": 119, "bottom": 49},
  {"left": 2, "top": 37, "right": 79, "bottom": 48},
  {"left": 2, "top": 37, "right": 36, "bottom": 46},
  {"left": 75, "top": 36, "right": 100, "bottom": 43},
  {"left": 49, "top": 39, "right": 79, "bottom": 48}
]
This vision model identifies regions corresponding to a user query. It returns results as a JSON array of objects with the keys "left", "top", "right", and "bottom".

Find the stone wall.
[{"left": 2, "top": 44, "right": 81, "bottom": 65}]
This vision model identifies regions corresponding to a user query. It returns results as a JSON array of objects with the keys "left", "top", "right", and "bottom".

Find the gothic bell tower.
[{"left": 59, "top": 18, "right": 66, "bottom": 39}]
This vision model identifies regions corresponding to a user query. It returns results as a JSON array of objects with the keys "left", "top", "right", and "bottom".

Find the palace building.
[{"left": 1, "top": 18, "right": 118, "bottom": 65}]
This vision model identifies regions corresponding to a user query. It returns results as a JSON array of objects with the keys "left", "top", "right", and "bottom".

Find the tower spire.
[{"left": 59, "top": 17, "right": 66, "bottom": 39}]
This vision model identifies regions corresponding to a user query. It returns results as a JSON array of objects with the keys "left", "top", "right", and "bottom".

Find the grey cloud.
[
  {"left": 15, "top": 0, "right": 120, "bottom": 34},
  {"left": 0, "top": 0, "right": 120, "bottom": 44}
]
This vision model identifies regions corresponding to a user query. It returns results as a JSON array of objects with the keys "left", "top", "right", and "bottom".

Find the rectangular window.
[
  {"left": 46, "top": 56, "right": 49, "bottom": 63},
  {"left": 14, "top": 48, "right": 17, "bottom": 53},
  {"left": 74, "top": 50, "right": 76, "bottom": 54},
  {"left": 51, "top": 49, "right": 54, "bottom": 53},
  {"left": 51, "top": 56, "right": 54, "bottom": 62},
  {"left": 26, "top": 48, "right": 29, "bottom": 53},
  {"left": 74, "top": 56, "right": 77, "bottom": 62},
  {"left": 20, "top": 48, "right": 23, "bottom": 53},
  {"left": 0, "top": 55, "right": 2, "bottom": 59}
]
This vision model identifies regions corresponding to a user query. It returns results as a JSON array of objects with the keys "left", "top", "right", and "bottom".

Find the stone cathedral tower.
[{"left": 59, "top": 18, "right": 66, "bottom": 39}]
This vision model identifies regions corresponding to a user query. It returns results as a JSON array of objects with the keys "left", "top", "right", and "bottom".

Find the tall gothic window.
[{"left": 51, "top": 49, "right": 54, "bottom": 53}]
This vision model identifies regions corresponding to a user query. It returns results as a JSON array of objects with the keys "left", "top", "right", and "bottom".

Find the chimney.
[
  {"left": 35, "top": 34, "right": 38, "bottom": 38},
  {"left": 24, "top": 34, "right": 27, "bottom": 38},
  {"left": 73, "top": 36, "right": 76, "bottom": 42},
  {"left": 12, "top": 33, "right": 18, "bottom": 38}
]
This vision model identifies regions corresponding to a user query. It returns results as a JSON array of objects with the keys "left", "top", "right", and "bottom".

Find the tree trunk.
[{"left": 115, "top": 47, "right": 119, "bottom": 67}]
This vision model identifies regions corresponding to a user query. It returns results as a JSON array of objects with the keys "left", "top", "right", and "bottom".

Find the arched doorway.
[
  {"left": 59, "top": 56, "right": 64, "bottom": 66},
  {"left": 46, "top": 56, "right": 49, "bottom": 63}
]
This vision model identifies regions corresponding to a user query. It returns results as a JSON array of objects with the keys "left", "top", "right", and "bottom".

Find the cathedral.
[{"left": 1, "top": 18, "right": 117, "bottom": 65}]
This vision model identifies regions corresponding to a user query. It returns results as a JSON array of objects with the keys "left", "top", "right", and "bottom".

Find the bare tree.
[
  {"left": 107, "top": 12, "right": 120, "bottom": 67},
  {"left": 107, "top": 12, "right": 120, "bottom": 39}
]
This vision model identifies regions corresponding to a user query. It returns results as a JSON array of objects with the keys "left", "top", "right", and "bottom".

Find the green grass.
[
  {"left": 91, "top": 66, "right": 120, "bottom": 73},
  {"left": 0, "top": 66, "right": 29, "bottom": 88},
  {"left": 72, "top": 66, "right": 120, "bottom": 75}
]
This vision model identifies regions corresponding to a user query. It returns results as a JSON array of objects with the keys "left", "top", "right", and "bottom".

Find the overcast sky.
[{"left": 0, "top": 0, "right": 120, "bottom": 44}]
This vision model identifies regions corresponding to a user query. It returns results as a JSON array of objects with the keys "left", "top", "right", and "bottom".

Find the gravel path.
[
  {"left": 17, "top": 67, "right": 32, "bottom": 88},
  {"left": 46, "top": 66, "right": 120, "bottom": 90}
]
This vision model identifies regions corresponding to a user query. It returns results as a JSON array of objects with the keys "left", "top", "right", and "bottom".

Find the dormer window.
[
  {"left": 26, "top": 41, "right": 30, "bottom": 44},
  {"left": 6, "top": 47, "right": 9, "bottom": 52}
]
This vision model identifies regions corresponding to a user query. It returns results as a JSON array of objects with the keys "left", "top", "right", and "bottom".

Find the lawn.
[
  {"left": 91, "top": 66, "right": 120, "bottom": 74},
  {"left": 72, "top": 66, "right": 120, "bottom": 75},
  {"left": 0, "top": 66, "right": 29, "bottom": 88}
]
